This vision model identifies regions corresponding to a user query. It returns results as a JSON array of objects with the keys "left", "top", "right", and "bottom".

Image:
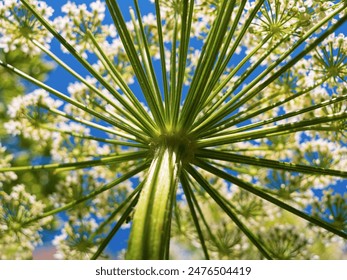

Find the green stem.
[{"left": 126, "top": 146, "right": 181, "bottom": 259}]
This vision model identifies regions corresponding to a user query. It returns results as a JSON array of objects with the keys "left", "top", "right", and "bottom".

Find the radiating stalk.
[
  {"left": 192, "top": 5, "right": 347, "bottom": 135},
  {"left": 214, "top": 93, "right": 347, "bottom": 137},
  {"left": 179, "top": 0, "right": 235, "bottom": 130},
  {"left": 172, "top": 0, "right": 194, "bottom": 129},
  {"left": 91, "top": 191, "right": 141, "bottom": 260},
  {"left": 168, "top": 12, "right": 179, "bottom": 126},
  {"left": 188, "top": 177, "right": 221, "bottom": 251},
  {"left": 0, "top": 60, "right": 149, "bottom": 143},
  {"left": 197, "top": 112, "right": 347, "bottom": 147},
  {"left": 132, "top": 1, "right": 164, "bottom": 118},
  {"left": 105, "top": 0, "right": 166, "bottom": 130},
  {"left": 205, "top": 0, "right": 242, "bottom": 87},
  {"left": 154, "top": 0, "right": 169, "bottom": 121},
  {"left": 186, "top": 164, "right": 273, "bottom": 259},
  {"left": 180, "top": 172, "right": 210, "bottom": 259},
  {"left": 196, "top": 149, "right": 347, "bottom": 178},
  {"left": 32, "top": 39, "right": 153, "bottom": 136},
  {"left": 23, "top": 162, "right": 149, "bottom": 225},
  {"left": 203, "top": 77, "right": 329, "bottom": 136},
  {"left": 0, "top": 151, "right": 147, "bottom": 173},
  {"left": 192, "top": 33, "right": 291, "bottom": 132},
  {"left": 198, "top": 0, "right": 264, "bottom": 111},
  {"left": 39, "top": 125, "right": 147, "bottom": 148},
  {"left": 126, "top": 145, "right": 182, "bottom": 259},
  {"left": 85, "top": 31, "right": 158, "bottom": 136},
  {"left": 90, "top": 184, "right": 143, "bottom": 241},
  {"left": 194, "top": 159, "right": 347, "bottom": 239},
  {"left": 20, "top": 0, "right": 158, "bottom": 133},
  {"left": 39, "top": 104, "right": 146, "bottom": 143},
  {"left": 201, "top": 34, "right": 271, "bottom": 111}
]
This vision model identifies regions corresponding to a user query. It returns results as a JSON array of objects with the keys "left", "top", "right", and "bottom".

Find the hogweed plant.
[{"left": 0, "top": 0, "right": 347, "bottom": 260}]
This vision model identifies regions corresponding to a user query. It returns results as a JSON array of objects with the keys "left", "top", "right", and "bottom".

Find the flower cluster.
[
  {"left": 0, "top": 0, "right": 54, "bottom": 54},
  {"left": 63, "top": 77, "right": 121, "bottom": 121},
  {"left": 313, "top": 189, "right": 347, "bottom": 232},
  {"left": 4, "top": 89, "right": 63, "bottom": 143},
  {"left": 0, "top": 185, "right": 51, "bottom": 259},
  {"left": 52, "top": 216, "right": 101, "bottom": 260},
  {"left": 53, "top": 0, "right": 115, "bottom": 58},
  {"left": 0, "top": 144, "right": 17, "bottom": 188},
  {"left": 259, "top": 224, "right": 311, "bottom": 259}
]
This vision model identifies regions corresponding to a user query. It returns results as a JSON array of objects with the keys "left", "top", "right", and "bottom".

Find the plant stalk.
[{"left": 126, "top": 145, "right": 182, "bottom": 259}]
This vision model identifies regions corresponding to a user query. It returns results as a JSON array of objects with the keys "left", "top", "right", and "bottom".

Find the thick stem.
[{"left": 126, "top": 145, "right": 182, "bottom": 259}]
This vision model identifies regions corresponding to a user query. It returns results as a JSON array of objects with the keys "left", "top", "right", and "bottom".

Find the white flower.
[
  {"left": 0, "top": 0, "right": 54, "bottom": 54},
  {"left": 0, "top": 184, "right": 50, "bottom": 259},
  {"left": 0, "top": 144, "right": 17, "bottom": 187},
  {"left": 4, "top": 89, "right": 63, "bottom": 144}
]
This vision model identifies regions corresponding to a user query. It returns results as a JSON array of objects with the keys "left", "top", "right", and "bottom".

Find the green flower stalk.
[{"left": 127, "top": 144, "right": 181, "bottom": 259}]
